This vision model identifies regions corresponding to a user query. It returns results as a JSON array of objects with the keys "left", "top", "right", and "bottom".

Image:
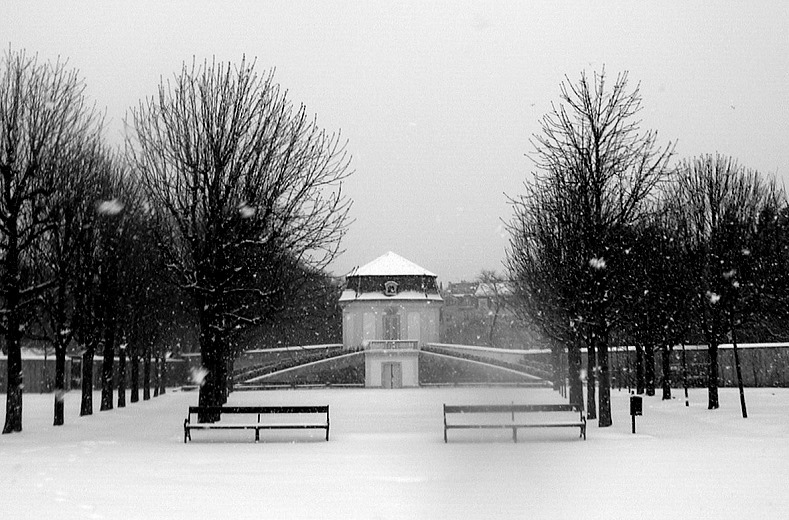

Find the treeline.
[
  {"left": 506, "top": 69, "right": 788, "bottom": 426},
  {"left": 1, "top": 50, "right": 351, "bottom": 432}
]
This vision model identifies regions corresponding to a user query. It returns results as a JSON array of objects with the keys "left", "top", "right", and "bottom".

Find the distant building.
[
  {"left": 339, "top": 251, "right": 442, "bottom": 388},
  {"left": 441, "top": 279, "right": 525, "bottom": 348},
  {"left": 442, "top": 280, "right": 514, "bottom": 312},
  {"left": 474, "top": 281, "right": 514, "bottom": 312},
  {"left": 442, "top": 281, "right": 478, "bottom": 308}
]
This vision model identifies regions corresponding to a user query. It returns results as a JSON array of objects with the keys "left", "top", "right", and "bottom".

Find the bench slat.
[
  {"left": 446, "top": 422, "right": 585, "bottom": 429},
  {"left": 186, "top": 423, "right": 328, "bottom": 429},
  {"left": 443, "top": 402, "right": 586, "bottom": 443},
  {"left": 188, "top": 406, "right": 328, "bottom": 414},
  {"left": 186, "top": 424, "right": 261, "bottom": 430},
  {"left": 444, "top": 404, "right": 582, "bottom": 414},
  {"left": 184, "top": 405, "right": 330, "bottom": 443}
]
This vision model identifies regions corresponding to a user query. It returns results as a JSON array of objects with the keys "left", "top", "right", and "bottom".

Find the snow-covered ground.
[{"left": 2, "top": 386, "right": 788, "bottom": 519}]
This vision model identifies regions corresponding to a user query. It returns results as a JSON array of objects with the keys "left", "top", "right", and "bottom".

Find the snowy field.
[{"left": 2, "top": 386, "right": 789, "bottom": 520}]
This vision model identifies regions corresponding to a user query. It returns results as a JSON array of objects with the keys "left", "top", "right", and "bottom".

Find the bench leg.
[
  {"left": 255, "top": 428, "right": 260, "bottom": 443},
  {"left": 512, "top": 427, "right": 517, "bottom": 443},
  {"left": 326, "top": 426, "right": 329, "bottom": 442}
]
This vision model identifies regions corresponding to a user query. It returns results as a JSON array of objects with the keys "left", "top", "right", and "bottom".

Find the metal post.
[{"left": 730, "top": 314, "right": 748, "bottom": 419}]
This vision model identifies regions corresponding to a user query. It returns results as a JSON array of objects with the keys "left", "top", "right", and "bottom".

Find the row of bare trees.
[
  {"left": 1, "top": 50, "right": 190, "bottom": 432},
  {"left": 1, "top": 50, "right": 352, "bottom": 432},
  {"left": 506, "top": 69, "right": 788, "bottom": 427}
]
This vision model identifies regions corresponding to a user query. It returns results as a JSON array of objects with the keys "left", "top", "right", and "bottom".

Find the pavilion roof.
[{"left": 349, "top": 251, "right": 437, "bottom": 278}]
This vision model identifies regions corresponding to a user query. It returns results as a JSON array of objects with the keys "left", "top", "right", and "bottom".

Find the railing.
[{"left": 364, "top": 340, "right": 420, "bottom": 351}]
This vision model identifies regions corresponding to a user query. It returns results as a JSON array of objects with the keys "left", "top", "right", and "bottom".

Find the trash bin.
[{"left": 630, "top": 395, "right": 643, "bottom": 416}]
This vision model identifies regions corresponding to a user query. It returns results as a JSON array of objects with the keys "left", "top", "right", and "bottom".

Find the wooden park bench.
[
  {"left": 184, "top": 405, "right": 329, "bottom": 443},
  {"left": 443, "top": 403, "right": 586, "bottom": 443}
]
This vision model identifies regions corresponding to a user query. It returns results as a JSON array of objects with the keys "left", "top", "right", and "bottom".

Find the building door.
[{"left": 381, "top": 362, "right": 402, "bottom": 389}]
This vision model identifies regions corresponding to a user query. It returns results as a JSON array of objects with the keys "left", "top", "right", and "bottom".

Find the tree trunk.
[
  {"left": 707, "top": 342, "right": 720, "bottom": 409},
  {"left": 224, "top": 357, "right": 233, "bottom": 402},
  {"left": 159, "top": 355, "right": 167, "bottom": 395},
  {"left": 586, "top": 336, "right": 597, "bottom": 420},
  {"left": 2, "top": 342, "right": 23, "bottom": 434},
  {"left": 54, "top": 345, "right": 67, "bottom": 426},
  {"left": 153, "top": 354, "right": 160, "bottom": 397},
  {"left": 596, "top": 326, "right": 612, "bottom": 427},
  {"left": 568, "top": 343, "right": 584, "bottom": 409},
  {"left": 197, "top": 302, "right": 224, "bottom": 422},
  {"left": 551, "top": 343, "right": 562, "bottom": 392},
  {"left": 635, "top": 344, "right": 645, "bottom": 394},
  {"left": 143, "top": 346, "right": 151, "bottom": 401},
  {"left": 197, "top": 345, "right": 221, "bottom": 422},
  {"left": 645, "top": 344, "right": 656, "bottom": 397},
  {"left": 661, "top": 344, "right": 672, "bottom": 400},
  {"left": 2, "top": 230, "right": 24, "bottom": 434},
  {"left": 681, "top": 343, "right": 689, "bottom": 407},
  {"left": 2, "top": 320, "right": 23, "bottom": 433},
  {"left": 100, "top": 339, "right": 114, "bottom": 411},
  {"left": 80, "top": 349, "right": 95, "bottom": 416},
  {"left": 117, "top": 346, "right": 126, "bottom": 408},
  {"left": 130, "top": 351, "right": 140, "bottom": 403}
]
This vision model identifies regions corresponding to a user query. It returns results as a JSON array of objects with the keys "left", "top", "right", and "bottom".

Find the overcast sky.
[{"left": 3, "top": 1, "right": 788, "bottom": 282}]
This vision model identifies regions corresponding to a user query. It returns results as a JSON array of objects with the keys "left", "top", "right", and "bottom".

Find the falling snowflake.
[
  {"left": 97, "top": 199, "right": 124, "bottom": 216},
  {"left": 238, "top": 202, "right": 256, "bottom": 219},
  {"left": 706, "top": 291, "right": 721, "bottom": 304},
  {"left": 742, "top": 249, "right": 751, "bottom": 256},
  {"left": 723, "top": 269, "right": 736, "bottom": 279},
  {"left": 55, "top": 389, "right": 66, "bottom": 403},
  {"left": 190, "top": 367, "right": 209, "bottom": 387},
  {"left": 589, "top": 257, "right": 606, "bottom": 270}
]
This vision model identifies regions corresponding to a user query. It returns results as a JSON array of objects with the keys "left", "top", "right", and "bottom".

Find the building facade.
[{"left": 339, "top": 251, "right": 442, "bottom": 388}]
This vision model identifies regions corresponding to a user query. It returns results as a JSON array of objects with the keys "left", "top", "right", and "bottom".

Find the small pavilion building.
[{"left": 339, "top": 252, "right": 442, "bottom": 388}]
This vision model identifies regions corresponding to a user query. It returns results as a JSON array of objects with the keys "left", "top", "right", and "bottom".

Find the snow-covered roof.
[
  {"left": 339, "top": 289, "right": 443, "bottom": 302},
  {"left": 349, "top": 251, "right": 437, "bottom": 278}
]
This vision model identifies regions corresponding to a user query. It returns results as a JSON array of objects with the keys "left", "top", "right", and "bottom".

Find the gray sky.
[{"left": 3, "top": 1, "right": 788, "bottom": 282}]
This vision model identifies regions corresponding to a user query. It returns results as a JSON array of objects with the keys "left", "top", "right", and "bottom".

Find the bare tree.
[
  {"left": 1, "top": 50, "right": 102, "bottom": 433},
  {"left": 620, "top": 209, "right": 695, "bottom": 400},
  {"left": 127, "top": 58, "right": 352, "bottom": 419},
  {"left": 35, "top": 136, "right": 105, "bottom": 425},
  {"left": 71, "top": 149, "right": 127, "bottom": 417},
  {"left": 476, "top": 270, "right": 511, "bottom": 347},
  {"left": 114, "top": 185, "right": 176, "bottom": 406},
  {"left": 507, "top": 69, "right": 673, "bottom": 427},
  {"left": 671, "top": 154, "right": 786, "bottom": 411},
  {"left": 506, "top": 185, "right": 582, "bottom": 404}
]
